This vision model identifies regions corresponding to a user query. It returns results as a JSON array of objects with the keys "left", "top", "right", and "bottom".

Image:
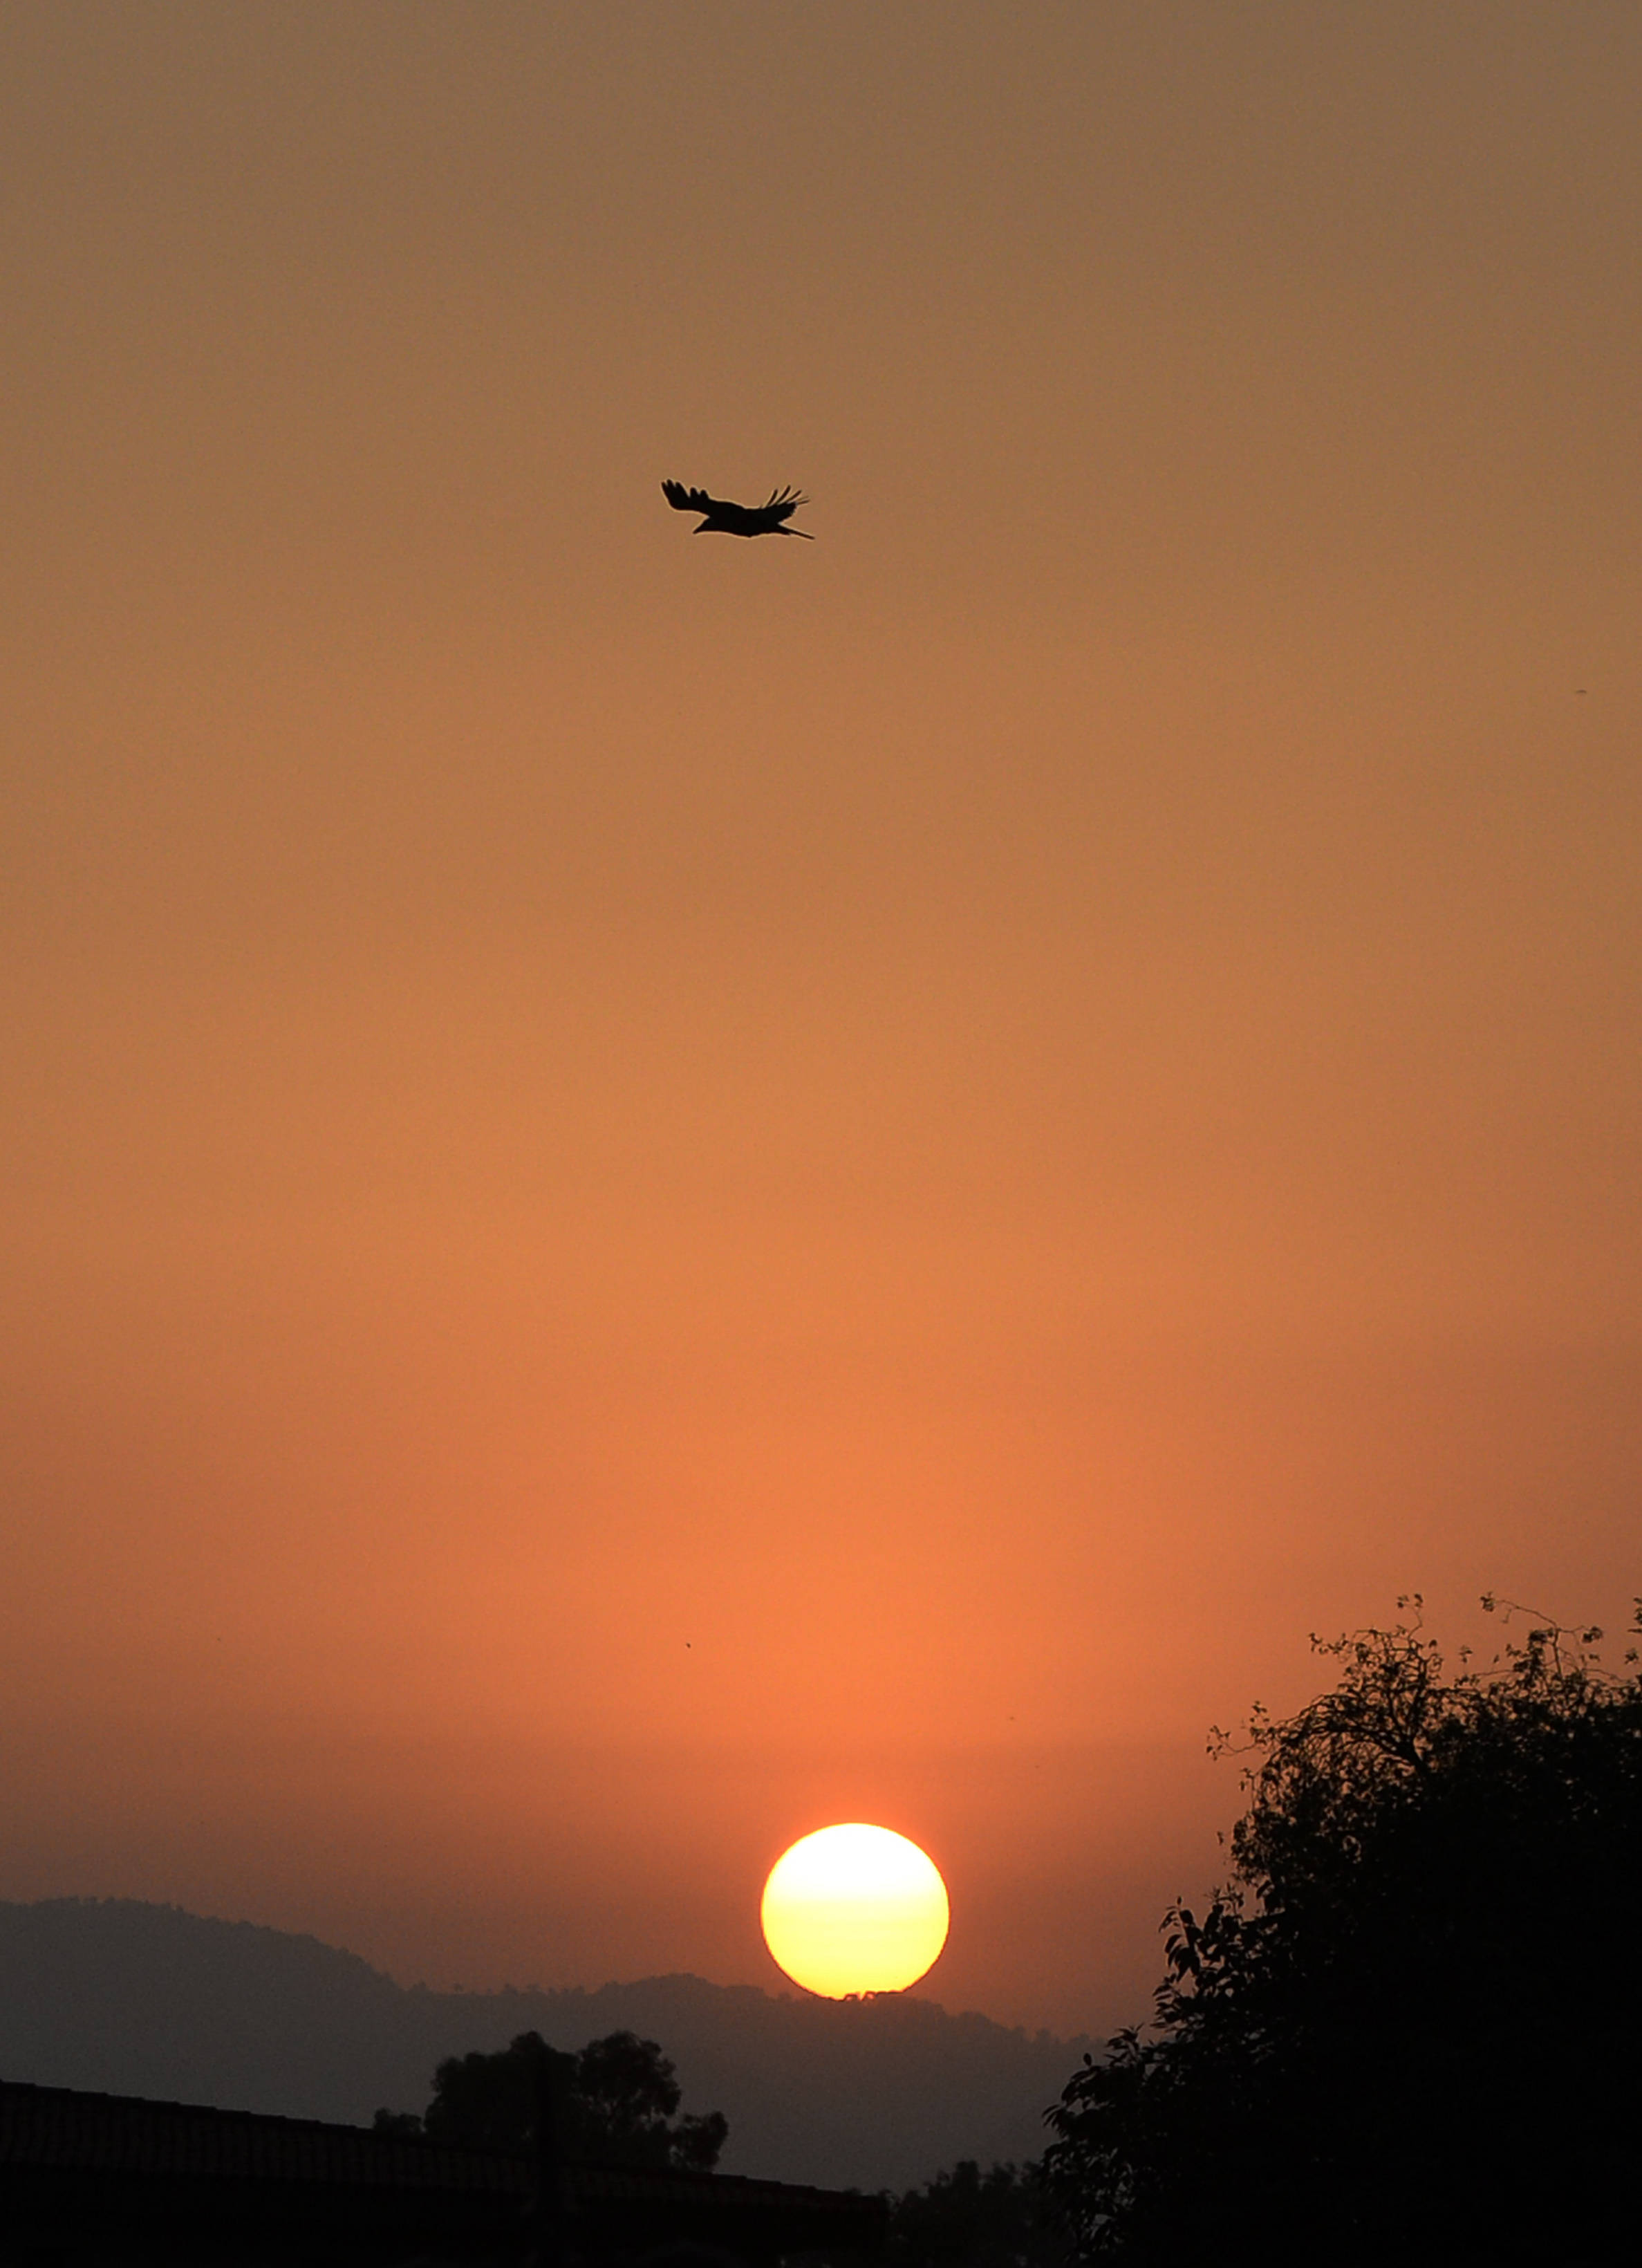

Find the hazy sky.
[{"left": 4, "top": 2, "right": 1639, "bottom": 2039}]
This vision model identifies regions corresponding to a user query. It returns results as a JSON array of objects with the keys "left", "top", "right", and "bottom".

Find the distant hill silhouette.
[{"left": 0, "top": 1901, "right": 1089, "bottom": 2191}]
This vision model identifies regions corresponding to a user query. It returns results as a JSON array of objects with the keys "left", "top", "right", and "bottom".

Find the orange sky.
[{"left": 3, "top": 3, "right": 1639, "bottom": 2039}]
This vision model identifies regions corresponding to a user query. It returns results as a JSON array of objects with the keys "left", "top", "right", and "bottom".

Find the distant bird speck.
[{"left": 662, "top": 480, "right": 814, "bottom": 539}]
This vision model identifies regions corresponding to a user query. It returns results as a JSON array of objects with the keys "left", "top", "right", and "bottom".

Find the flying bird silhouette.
[{"left": 662, "top": 480, "right": 814, "bottom": 539}]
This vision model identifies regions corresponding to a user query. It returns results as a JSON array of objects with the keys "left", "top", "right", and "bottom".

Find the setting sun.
[{"left": 761, "top": 1824, "right": 950, "bottom": 1998}]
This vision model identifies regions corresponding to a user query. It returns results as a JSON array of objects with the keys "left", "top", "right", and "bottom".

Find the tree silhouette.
[
  {"left": 392, "top": 2029, "right": 727, "bottom": 2170},
  {"left": 572, "top": 2029, "right": 728, "bottom": 2171},
  {"left": 886, "top": 2159, "right": 1070, "bottom": 2268},
  {"left": 1044, "top": 1599, "right": 1642, "bottom": 2265}
]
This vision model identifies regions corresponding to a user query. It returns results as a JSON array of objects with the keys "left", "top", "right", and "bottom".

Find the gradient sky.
[{"left": 3, "top": 2, "right": 1639, "bottom": 2040}]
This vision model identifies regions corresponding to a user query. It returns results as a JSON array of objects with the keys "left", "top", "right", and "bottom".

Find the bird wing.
[
  {"left": 662, "top": 480, "right": 720, "bottom": 514},
  {"left": 758, "top": 486, "right": 809, "bottom": 523}
]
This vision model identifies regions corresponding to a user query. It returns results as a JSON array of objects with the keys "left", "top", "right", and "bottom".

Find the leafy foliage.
[
  {"left": 380, "top": 2028, "right": 727, "bottom": 2169},
  {"left": 886, "top": 2159, "right": 1071, "bottom": 2268},
  {"left": 1043, "top": 1599, "right": 1642, "bottom": 2265}
]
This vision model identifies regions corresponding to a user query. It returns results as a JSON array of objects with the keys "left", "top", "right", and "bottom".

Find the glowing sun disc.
[{"left": 761, "top": 1823, "right": 950, "bottom": 1998}]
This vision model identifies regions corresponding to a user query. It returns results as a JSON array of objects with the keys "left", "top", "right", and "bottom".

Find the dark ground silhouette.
[{"left": 0, "top": 2076, "right": 883, "bottom": 2268}]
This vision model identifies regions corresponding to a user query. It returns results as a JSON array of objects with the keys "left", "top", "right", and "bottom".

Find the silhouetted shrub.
[
  {"left": 887, "top": 2158, "right": 1070, "bottom": 2268},
  {"left": 371, "top": 2106, "right": 424, "bottom": 2137}
]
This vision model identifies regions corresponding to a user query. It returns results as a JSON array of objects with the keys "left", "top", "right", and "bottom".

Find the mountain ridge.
[{"left": 0, "top": 1899, "right": 1090, "bottom": 2191}]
